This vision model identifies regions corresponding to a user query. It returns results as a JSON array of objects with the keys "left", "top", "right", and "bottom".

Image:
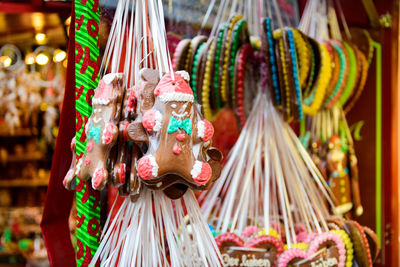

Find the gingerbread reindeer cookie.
[
  {"left": 64, "top": 73, "right": 124, "bottom": 191},
  {"left": 112, "top": 86, "right": 143, "bottom": 201},
  {"left": 127, "top": 69, "right": 222, "bottom": 199}
]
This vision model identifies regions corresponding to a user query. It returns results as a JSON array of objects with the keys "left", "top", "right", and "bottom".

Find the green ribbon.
[{"left": 75, "top": 0, "right": 101, "bottom": 265}]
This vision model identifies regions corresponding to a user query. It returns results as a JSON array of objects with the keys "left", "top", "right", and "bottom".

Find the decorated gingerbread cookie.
[
  {"left": 127, "top": 69, "right": 222, "bottom": 199},
  {"left": 216, "top": 232, "right": 284, "bottom": 267},
  {"left": 112, "top": 86, "right": 143, "bottom": 201},
  {"left": 77, "top": 73, "right": 124, "bottom": 190}
]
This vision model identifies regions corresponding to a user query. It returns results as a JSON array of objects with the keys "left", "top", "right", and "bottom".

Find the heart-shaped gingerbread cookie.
[
  {"left": 216, "top": 232, "right": 284, "bottom": 267},
  {"left": 278, "top": 231, "right": 347, "bottom": 267}
]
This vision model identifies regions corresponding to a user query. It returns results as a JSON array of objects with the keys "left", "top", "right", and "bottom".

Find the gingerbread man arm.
[
  {"left": 195, "top": 119, "right": 214, "bottom": 142},
  {"left": 63, "top": 136, "right": 77, "bottom": 190},
  {"left": 127, "top": 121, "right": 149, "bottom": 143}
]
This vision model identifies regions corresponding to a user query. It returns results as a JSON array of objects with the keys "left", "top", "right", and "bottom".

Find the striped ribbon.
[{"left": 74, "top": 0, "right": 101, "bottom": 265}]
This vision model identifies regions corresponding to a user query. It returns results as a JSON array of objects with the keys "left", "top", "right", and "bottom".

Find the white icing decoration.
[
  {"left": 197, "top": 120, "right": 205, "bottom": 139},
  {"left": 171, "top": 104, "right": 177, "bottom": 108},
  {"left": 92, "top": 97, "right": 111, "bottom": 105},
  {"left": 172, "top": 111, "right": 188, "bottom": 119},
  {"left": 75, "top": 158, "right": 83, "bottom": 175},
  {"left": 175, "top": 70, "right": 190, "bottom": 82},
  {"left": 154, "top": 110, "right": 163, "bottom": 132},
  {"left": 102, "top": 123, "right": 117, "bottom": 144},
  {"left": 159, "top": 92, "right": 194, "bottom": 103},
  {"left": 148, "top": 155, "right": 159, "bottom": 177},
  {"left": 190, "top": 160, "right": 203, "bottom": 179},
  {"left": 102, "top": 72, "right": 124, "bottom": 84},
  {"left": 93, "top": 117, "right": 102, "bottom": 124}
]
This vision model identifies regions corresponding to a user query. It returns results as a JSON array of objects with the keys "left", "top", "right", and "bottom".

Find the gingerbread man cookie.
[
  {"left": 75, "top": 73, "right": 124, "bottom": 190},
  {"left": 127, "top": 69, "right": 222, "bottom": 199}
]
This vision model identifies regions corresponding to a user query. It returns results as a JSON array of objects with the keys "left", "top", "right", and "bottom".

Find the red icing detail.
[
  {"left": 127, "top": 88, "right": 137, "bottom": 112},
  {"left": 87, "top": 141, "right": 94, "bottom": 152},
  {"left": 215, "top": 233, "right": 245, "bottom": 248},
  {"left": 173, "top": 145, "right": 182, "bottom": 154},
  {"left": 137, "top": 156, "right": 156, "bottom": 180},
  {"left": 84, "top": 156, "right": 91, "bottom": 166},
  {"left": 193, "top": 162, "right": 212, "bottom": 185},
  {"left": 103, "top": 124, "right": 115, "bottom": 144},
  {"left": 247, "top": 235, "right": 285, "bottom": 256},
  {"left": 176, "top": 133, "right": 186, "bottom": 141},
  {"left": 122, "top": 121, "right": 129, "bottom": 140},
  {"left": 93, "top": 169, "right": 105, "bottom": 189},
  {"left": 118, "top": 164, "right": 126, "bottom": 184},
  {"left": 154, "top": 72, "right": 193, "bottom": 98},
  {"left": 142, "top": 109, "right": 158, "bottom": 132},
  {"left": 200, "top": 119, "right": 214, "bottom": 142}
]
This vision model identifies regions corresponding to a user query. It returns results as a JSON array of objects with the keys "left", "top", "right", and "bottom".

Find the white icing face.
[
  {"left": 172, "top": 111, "right": 188, "bottom": 119},
  {"left": 171, "top": 104, "right": 177, "bottom": 109}
]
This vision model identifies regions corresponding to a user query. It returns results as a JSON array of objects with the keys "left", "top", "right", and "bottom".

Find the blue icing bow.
[
  {"left": 88, "top": 123, "right": 101, "bottom": 144},
  {"left": 167, "top": 117, "right": 192, "bottom": 135}
]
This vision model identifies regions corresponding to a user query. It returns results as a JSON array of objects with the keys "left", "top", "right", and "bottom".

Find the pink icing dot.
[
  {"left": 193, "top": 162, "right": 212, "bottom": 185},
  {"left": 118, "top": 164, "right": 126, "bottom": 184},
  {"left": 137, "top": 156, "right": 155, "bottom": 180},
  {"left": 103, "top": 124, "right": 115, "bottom": 144},
  {"left": 93, "top": 169, "right": 105, "bottom": 189},
  {"left": 176, "top": 133, "right": 186, "bottom": 141},
  {"left": 200, "top": 120, "right": 214, "bottom": 142},
  {"left": 173, "top": 145, "right": 182, "bottom": 154},
  {"left": 84, "top": 156, "right": 91, "bottom": 166},
  {"left": 87, "top": 141, "right": 94, "bottom": 152},
  {"left": 142, "top": 109, "right": 158, "bottom": 133}
]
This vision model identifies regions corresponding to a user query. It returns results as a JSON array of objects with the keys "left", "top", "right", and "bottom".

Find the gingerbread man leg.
[{"left": 63, "top": 136, "right": 77, "bottom": 190}]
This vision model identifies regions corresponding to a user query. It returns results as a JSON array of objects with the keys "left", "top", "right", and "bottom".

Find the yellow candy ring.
[
  {"left": 302, "top": 40, "right": 332, "bottom": 116},
  {"left": 292, "top": 30, "right": 311, "bottom": 89},
  {"left": 256, "top": 228, "right": 281, "bottom": 240},
  {"left": 284, "top": 242, "right": 309, "bottom": 251},
  {"left": 201, "top": 38, "right": 218, "bottom": 121},
  {"left": 219, "top": 14, "right": 243, "bottom": 103},
  {"left": 331, "top": 229, "right": 354, "bottom": 267}
]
